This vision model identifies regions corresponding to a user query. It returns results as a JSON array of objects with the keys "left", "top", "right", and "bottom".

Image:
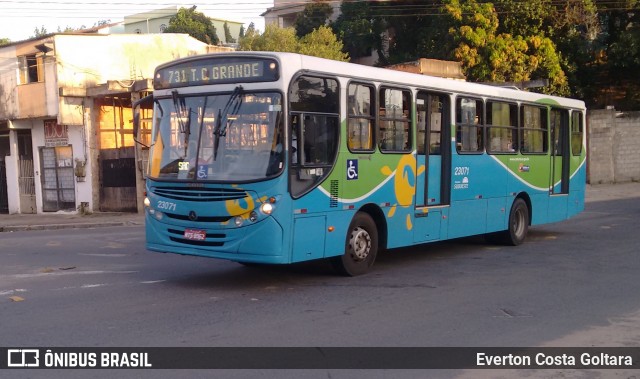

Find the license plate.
[{"left": 184, "top": 228, "right": 206, "bottom": 241}]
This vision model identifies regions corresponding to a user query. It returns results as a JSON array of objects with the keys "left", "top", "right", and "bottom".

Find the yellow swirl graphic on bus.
[
  {"left": 225, "top": 193, "right": 255, "bottom": 218},
  {"left": 381, "top": 154, "right": 425, "bottom": 231}
]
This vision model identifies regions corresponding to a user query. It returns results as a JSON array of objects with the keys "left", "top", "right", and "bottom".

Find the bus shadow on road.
[
  {"left": 169, "top": 258, "right": 339, "bottom": 290},
  {"left": 374, "top": 228, "right": 572, "bottom": 267},
  {"left": 169, "top": 228, "right": 572, "bottom": 290}
]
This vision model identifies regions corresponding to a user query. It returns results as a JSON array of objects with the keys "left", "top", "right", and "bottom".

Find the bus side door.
[
  {"left": 414, "top": 91, "right": 450, "bottom": 243},
  {"left": 549, "top": 108, "right": 570, "bottom": 222}
]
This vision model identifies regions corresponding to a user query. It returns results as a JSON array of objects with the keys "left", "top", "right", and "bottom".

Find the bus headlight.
[
  {"left": 234, "top": 216, "right": 244, "bottom": 227},
  {"left": 154, "top": 211, "right": 164, "bottom": 221},
  {"left": 144, "top": 197, "right": 151, "bottom": 207},
  {"left": 260, "top": 202, "right": 274, "bottom": 215},
  {"left": 249, "top": 211, "right": 258, "bottom": 222}
]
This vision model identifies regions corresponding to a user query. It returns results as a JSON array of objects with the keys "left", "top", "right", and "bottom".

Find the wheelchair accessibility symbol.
[
  {"left": 197, "top": 164, "right": 209, "bottom": 179},
  {"left": 347, "top": 159, "right": 358, "bottom": 180}
]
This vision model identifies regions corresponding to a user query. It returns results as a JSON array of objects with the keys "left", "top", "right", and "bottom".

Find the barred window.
[
  {"left": 379, "top": 88, "right": 411, "bottom": 152},
  {"left": 520, "top": 105, "right": 548, "bottom": 154},
  {"left": 417, "top": 92, "right": 446, "bottom": 155},
  {"left": 486, "top": 101, "right": 518, "bottom": 153},
  {"left": 347, "top": 83, "right": 375, "bottom": 151},
  {"left": 456, "top": 97, "right": 484, "bottom": 153},
  {"left": 571, "top": 111, "right": 584, "bottom": 155}
]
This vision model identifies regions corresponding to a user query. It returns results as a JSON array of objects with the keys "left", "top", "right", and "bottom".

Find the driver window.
[{"left": 289, "top": 74, "right": 340, "bottom": 198}]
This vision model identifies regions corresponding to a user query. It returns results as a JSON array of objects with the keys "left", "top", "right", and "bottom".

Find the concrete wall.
[
  {"left": 0, "top": 45, "right": 18, "bottom": 119},
  {"left": 588, "top": 108, "right": 640, "bottom": 184},
  {"left": 55, "top": 33, "right": 210, "bottom": 126},
  {"left": 54, "top": 34, "right": 209, "bottom": 89},
  {"left": 4, "top": 126, "right": 19, "bottom": 214}
]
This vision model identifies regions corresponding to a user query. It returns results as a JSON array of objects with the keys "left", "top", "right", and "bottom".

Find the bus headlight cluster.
[
  {"left": 233, "top": 197, "right": 277, "bottom": 227},
  {"left": 260, "top": 202, "right": 274, "bottom": 215},
  {"left": 144, "top": 197, "right": 151, "bottom": 207},
  {"left": 262, "top": 196, "right": 278, "bottom": 215}
]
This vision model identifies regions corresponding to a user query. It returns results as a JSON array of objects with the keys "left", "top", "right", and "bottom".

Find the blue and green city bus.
[{"left": 134, "top": 52, "right": 586, "bottom": 276}]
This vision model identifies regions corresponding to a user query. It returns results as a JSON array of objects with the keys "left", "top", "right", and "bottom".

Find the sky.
[{"left": 0, "top": 0, "right": 272, "bottom": 42}]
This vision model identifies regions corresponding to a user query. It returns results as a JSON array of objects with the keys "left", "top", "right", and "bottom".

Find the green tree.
[
  {"left": 240, "top": 24, "right": 299, "bottom": 52},
  {"left": 332, "top": 0, "right": 386, "bottom": 63},
  {"left": 0, "top": 37, "right": 10, "bottom": 46},
  {"left": 599, "top": 1, "right": 640, "bottom": 108},
  {"left": 294, "top": 0, "right": 333, "bottom": 38},
  {"left": 32, "top": 26, "right": 48, "bottom": 38},
  {"left": 239, "top": 25, "right": 245, "bottom": 39},
  {"left": 380, "top": 0, "right": 452, "bottom": 65},
  {"left": 443, "top": 0, "right": 568, "bottom": 95},
  {"left": 238, "top": 22, "right": 261, "bottom": 50},
  {"left": 298, "top": 26, "right": 349, "bottom": 61},
  {"left": 223, "top": 22, "right": 236, "bottom": 43},
  {"left": 239, "top": 24, "right": 348, "bottom": 61},
  {"left": 164, "top": 6, "right": 219, "bottom": 45},
  {"left": 493, "top": 0, "right": 600, "bottom": 100},
  {"left": 57, "top": 19, "right": 112, "bottom": 33},
  {"left": 246, "top": 22, "right": 256, "bottom": 35},
  {"left": 493, "top": 0, "right": 555, "bottom": 37}
]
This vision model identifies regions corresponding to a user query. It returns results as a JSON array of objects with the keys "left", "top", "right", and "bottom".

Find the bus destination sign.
[{"left": 154, "top": 58, "right": 279, "bottom": 89}]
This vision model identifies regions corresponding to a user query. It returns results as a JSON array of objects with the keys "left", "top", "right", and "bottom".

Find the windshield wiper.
[
  {"left": 213, "top": 85, "right": 244, "bottom": 138},
  {"left": 213, "top": 109, "right": 223, "bottom": 161},
  {"left": 213, "top": 86, "right": 244, "bottom": 161},
  {"left": 172, "top": 90, "right": 191, "bottom": 154},
  {"left": 193, "top": 95, "right": 209, "bottom": 166}
]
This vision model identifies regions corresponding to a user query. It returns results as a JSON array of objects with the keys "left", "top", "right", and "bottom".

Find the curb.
[{"left": 0, "top": 220, "right": 143, "bottom": 233}]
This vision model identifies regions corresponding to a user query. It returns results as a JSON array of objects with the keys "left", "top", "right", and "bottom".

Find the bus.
[{"left": 134, "top": 52, "right": 586, "bottom": 276}]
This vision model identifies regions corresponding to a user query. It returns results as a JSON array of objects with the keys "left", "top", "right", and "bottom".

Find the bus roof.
[{"left": 157, "top": 51, "right": 586, "bottom": 110}]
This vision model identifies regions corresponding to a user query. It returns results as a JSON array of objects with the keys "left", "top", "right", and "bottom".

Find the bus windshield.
[{"left": 148, "top": 90, "right": 284, "bottom": 182}]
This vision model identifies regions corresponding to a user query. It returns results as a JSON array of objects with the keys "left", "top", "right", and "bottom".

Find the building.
[
  {"left": 124, "top": 6, "right": 243, "bottom": 45},
  {"left": 386, "top": 59, "right": 466, "bottom": 81},
  {"left": 0, "top": 33, "right": 221, "bottom": 215},
  {"left": 262, "top": 0, "right": 340, "bottom": 29}
]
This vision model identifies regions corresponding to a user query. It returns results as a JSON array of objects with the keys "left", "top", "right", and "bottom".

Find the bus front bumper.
[{"left": 145, "top": 212, "right": 287, "bottom": 264}]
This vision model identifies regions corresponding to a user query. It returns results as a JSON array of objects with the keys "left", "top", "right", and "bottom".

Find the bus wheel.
[
  {"left": 489, "top": 198, "right": 529, "bottom": 246},
  {"left": 331, "top": 212, "right": 378, "bottom": 276}
]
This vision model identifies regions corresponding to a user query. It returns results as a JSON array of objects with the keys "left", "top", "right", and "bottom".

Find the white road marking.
[
  {"left": 2, "top": 270, "right": 138, "bottom": 279},
  {"left": 78, "top": 253, "right": 128, "bottom": 257}
]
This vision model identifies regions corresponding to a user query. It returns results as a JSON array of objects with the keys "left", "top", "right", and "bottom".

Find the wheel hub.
[{"left": 350, "top": 227, "right": 371, "bottom": 260}]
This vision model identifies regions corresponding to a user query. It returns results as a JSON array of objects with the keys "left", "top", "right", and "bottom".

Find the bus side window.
[
  {"left": 571, "top": 111, "right": 584, "bottom": 155},
  {"left": 347, "top": 83, "right": 375, "bottom": 151},
  {"left": 456, "top": 97, "right": 484, "bottom": 153},
  {"left": 302, "top": 115, "right": 338, "bottom": 165},
  {"left": 486, "top": 101, "right": 518, "bottom": 154},
  {"left": 379, "top": 87, "right": 411, "bottom": 152},
  {"left": 520, "top": 105, "right": 548, "bottom": 154}
]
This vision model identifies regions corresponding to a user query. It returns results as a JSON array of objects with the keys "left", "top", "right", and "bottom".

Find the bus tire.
[
  {"left": 489, "top": 198, "right": 529, "bottom": 246},
  {"left": 331, "top": 212, "right": 378, "bottom": 276}
]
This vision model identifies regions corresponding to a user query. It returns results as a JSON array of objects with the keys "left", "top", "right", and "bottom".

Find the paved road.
[{"left": 1, "top": 195, "right": 639, "bottom": 379}]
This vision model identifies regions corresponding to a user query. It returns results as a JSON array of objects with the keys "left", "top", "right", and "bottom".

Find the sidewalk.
[
  {"left": 584, "top": 181, "right": 639, "bottom": 203},
  {"left": 0, "top": 182, "right": 637, "bottom": 233},
  {"left": 0, "top": 211, "right": 144, "bottom": 233}
]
